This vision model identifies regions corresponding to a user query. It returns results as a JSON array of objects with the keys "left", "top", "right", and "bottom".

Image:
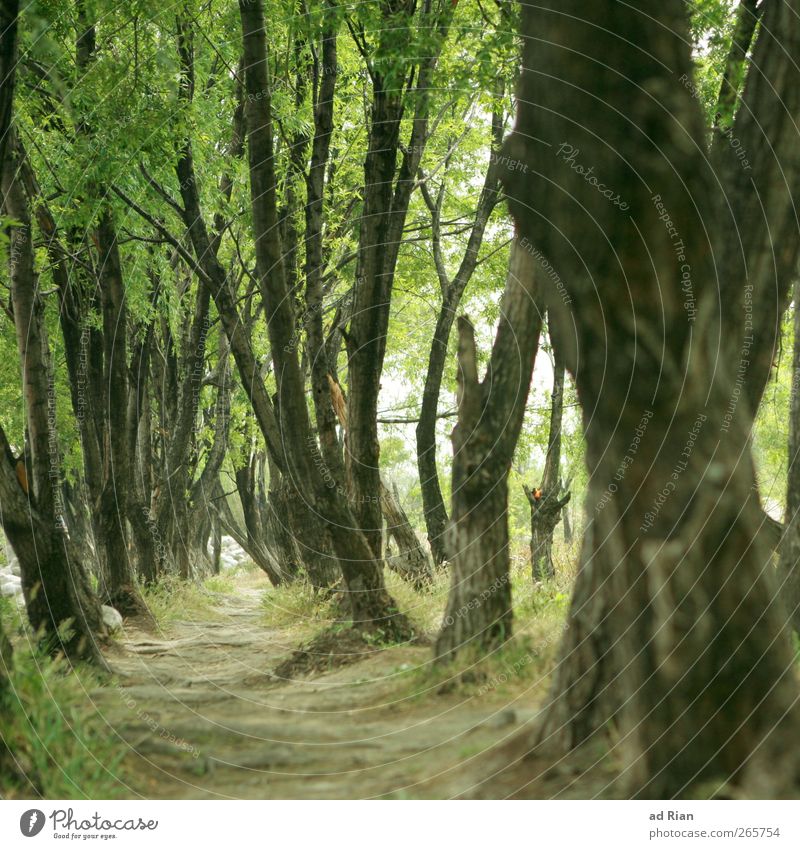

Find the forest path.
[{"left": 90, "top": 578, "right": 587, "bottom": 799}]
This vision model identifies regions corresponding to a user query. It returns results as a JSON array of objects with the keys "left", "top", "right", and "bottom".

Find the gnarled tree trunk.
[
  {"left": 435, "top": 241, "right": 543, "bottom": 661},
  {"left": 417, "top": 100, "right": 504, "bottom": 566},
  {"left": 238, "top": 0, "right": 410, "bottom": 636},
  {"left": 495, "top": 0, "right": 800, "bottom": 797}
]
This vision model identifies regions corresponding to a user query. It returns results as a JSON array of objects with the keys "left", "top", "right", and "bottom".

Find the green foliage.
[{"left": 0, "top": 599, "right": 125, "bottom": 799}]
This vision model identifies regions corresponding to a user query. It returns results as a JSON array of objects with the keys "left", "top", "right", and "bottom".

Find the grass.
[
  {"left": 0, "top": 537, "right": 575, "bottom": 800},
  {"left": 261, "top": 578, "right": 338, "bottom": 629},
  {"left": 0, "top": 596, "right": 127, "bottom": 799},
  {"left": 257, "top": 543, "right": 573, "bottom": 700},
  {"left": 141, "top": 570, "right": 240, "bottom": 625}
]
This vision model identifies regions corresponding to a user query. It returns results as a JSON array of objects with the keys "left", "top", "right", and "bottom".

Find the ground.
[
  {"left": 1, "top": 540, "right": 626, "bottom": 800},
  {"left": 70, "top": 565, "right": 617, "bottom": 799}
]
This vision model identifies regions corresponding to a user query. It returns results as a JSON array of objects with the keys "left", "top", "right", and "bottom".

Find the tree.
[
  {"left": 435, "top": 240, "right": 543, "bottom": 661},
  {"left": 492, "top": 0, "right": 800, "bottom": 796},
  {"left": 345, "top": 0, "right": 453, "bottom": 559},
  {"left": 0, "top": 266, "right": 107, "bottom": 661},
  {"left": 238, "top": 0, "right": 411, "bottom": 636},
  {"left": 416, "top": 99, "right": 504, "bottom": 566},
  {"left": 524, "top": 335, "right": 570, "bottom": 581}
]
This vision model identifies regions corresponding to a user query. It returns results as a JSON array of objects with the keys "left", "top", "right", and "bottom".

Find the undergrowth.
[
  {"left": 0, "top": 597, "right": 126, "bottom": 799},
  {"left": 259, "top": 554, "right": 571, "bottom": 699},
  {"left": 142, "top": 571, "right": 239, "bottom": 625}
]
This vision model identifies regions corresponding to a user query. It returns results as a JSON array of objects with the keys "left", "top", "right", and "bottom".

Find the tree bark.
[
  {"left": 237, "top": 0, "right": 410, "bottom": 636},
  {"left": 417, "top": 100, "right": 503, "bottom": 565},
  {"left": 96, "top": 211, "right": 146, "bottom": 612},
  {"left": 526, "top": 342, "right": 570, "bottom": 580},
  {"left": 346, "top": 0, "right": 453, "bottom": 558},
  {"left": 498, "top": 0, "right": 800, "bottom": 797},
  {"left": 435, "top": 241, "right": 543, "bottom": 661},
  {"left": 382, "top": 480, "right": 434, "bottom": 590},
  {"left": 0, "top": 3, "right": 106, "bottom": 662}
]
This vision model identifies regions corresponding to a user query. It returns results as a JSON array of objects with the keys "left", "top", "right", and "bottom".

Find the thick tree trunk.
[
  {"left": 497, "top": 0, "right": 800, "bottom": 797},
  {"left": 304, "top": 15, "right": 344, "bottom": 485},
  {"left": 96, "top": 211, "right": 145, "bottom": 613},
  {"left": 435, "top": 242, "right": 543, "bottom": 661},
  {"left": 0, "top": 425, "right": 107, "bottom": 663}
]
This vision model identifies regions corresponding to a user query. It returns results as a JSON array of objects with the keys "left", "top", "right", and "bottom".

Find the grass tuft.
[{"left": 0, "top": 597, "right": 126, "bottom": 799}]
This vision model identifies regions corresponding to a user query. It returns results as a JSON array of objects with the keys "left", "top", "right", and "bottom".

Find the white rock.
[
  {"left": 9, "top": 561, "right": 20, "bottom": 577},
  {"left": 1, "top": 581, "right": 22, "bottom": 597},
  {"left": 101, "top": 604, "right": 124, "bottom": 632}
]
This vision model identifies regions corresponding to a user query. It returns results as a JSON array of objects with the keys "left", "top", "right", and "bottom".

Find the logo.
[{"left": 19, "top": 810, "right": 46, "bottom": 837}]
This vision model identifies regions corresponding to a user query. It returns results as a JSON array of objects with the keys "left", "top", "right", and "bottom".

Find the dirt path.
[{"left": 90, "top": 581, "right": 592, "bottom": 799}]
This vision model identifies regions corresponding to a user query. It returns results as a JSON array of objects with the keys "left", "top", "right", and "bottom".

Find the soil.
[{"left": 90, "top": 579, "right": 621, "bottom": 799}]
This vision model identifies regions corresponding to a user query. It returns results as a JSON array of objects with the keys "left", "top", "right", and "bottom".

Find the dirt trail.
[{"left": 91, "top": 580, "right": 616, "bottom": 799}]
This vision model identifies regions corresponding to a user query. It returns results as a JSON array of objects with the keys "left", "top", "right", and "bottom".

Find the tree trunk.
[
  {"left": 96, "top": 211, "right": 145, "bottom": 613},
  {"left": 1, "top": 144, "right": 107, "bottom": 662},
  {"left": 416, "top": 102, "right": 504, "bottom": 565},
  {"left": 0, "top": 424, "right": 107, "bottom": 663},
  {"left": 238, "top": 0, "right": 410, "bottom": 637},
  {"left": 346, "top": 2, "right": 453, "bottom": 558},
  {"left": 499, "top": 0, "right": 800, "bottom": 797},
  {"left": 526, "top": 343, "right": 570, "bottom": 580},
  {"left": 435, "top": 242, "right": 543, "bottom": 661},
  {"left": 381, "top": 480, "right": 433, "bottom": 590}
]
